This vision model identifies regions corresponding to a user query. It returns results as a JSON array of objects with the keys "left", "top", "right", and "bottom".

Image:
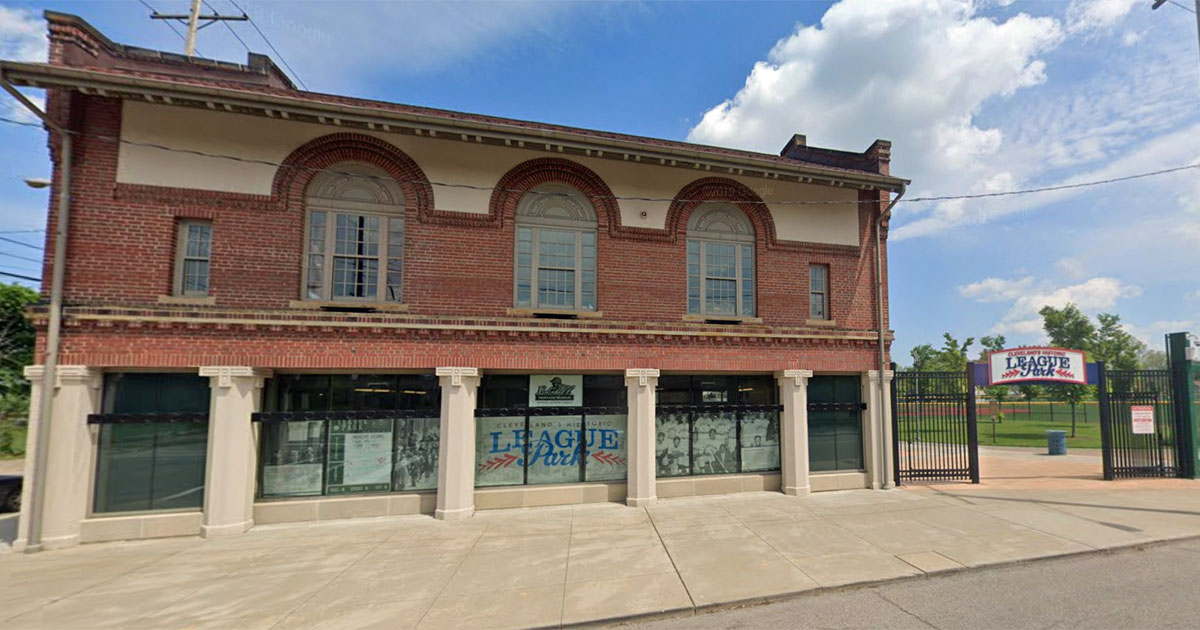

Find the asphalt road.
[{"left": 612, "top": 538, "right": 1200, "bottom": 629}]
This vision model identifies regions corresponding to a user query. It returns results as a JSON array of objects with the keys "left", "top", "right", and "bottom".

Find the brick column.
[
  {"left": 435, "top": 367, "right": 480, "bottom": 520},
  {"left": 776, "top": 370, "right": 813, "bottom": 496},
  {"left": 864, "top": 370, "right": 895, "bottom": 490},
  {"left": 199, "top": 367, "right": 270, "bottom": 538},
  {"left": 624, "top": 368, "right": 659, "bottom": 507},
  {"left": 17, "top": 366, "right": 101, "bottom": 551}
]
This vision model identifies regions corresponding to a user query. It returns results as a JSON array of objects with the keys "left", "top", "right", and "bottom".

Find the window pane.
[
  {"left": 476, "top": 416, "right": 527, "bottom": 487},
  {"left": 810, "top": 264, "right": 826, "bottom": 292},
  {"left": 705, "top": 278, "right": 737, "bottom": 315},
  {"left": 260, "top": 420, "right": 326, "bottom": 498},
  {"left": 183, "top": 259, "right": 209, "bottom": 293},
  {"left": 332, "top": 374, "right": 397, "bottom": 411},
  {"left": 386, "top": 259, "right": 403, "bottom": 303},
  {"left": 527, "top": 416, "right": 583, "bottom": 485},
  {"left": 581, "top": 231, "right": 596, "bottom": 310},
  {"left": 739, "top": 411, "right": 780, "bottom": 472},
  {"left": 692, "top": 412, "right": 737, "bottom": 475},
  {"left": 705, "top": 242, "right": 736, "bottom": 279},
  {"left": 538, "top": 229, "right": 576, "bottom": 268},
  {"left": 655, "top": 412, "right": 690, "bottom": 477},
  {"left": 516, "top": 227, "right": 533, "bottom": 307},
  {"left": 392, "top": 417, "right": 439, "bottom": 491},
  {"left": 333, "top": 257, "right": 378, "bottom": 298},
  {"left": 584, "top": 414, "right": 627, "bottom": 481},
  {"left": 94, "top": 423, "right": 208, "bottom": 513},
  {"left": 325, "top": 418, "right": 394, "bottom": 494},
  {"left": 537, "top": 268, "right": 575, "bottom": 307},
  {"left": 308, "top": 212, "right": 326, "bottom": 254},
  {"left": 185, "top": 224, "right": 211, "bottom": 258},
  {"left": 810, "top": 294, "right": 826, "bottom": 319},
  {"left": 740, "top": 244, "right": 754, "bottom": 316},
  {"left": 687, "top": 240, "right": 700, "bottom": 314}
]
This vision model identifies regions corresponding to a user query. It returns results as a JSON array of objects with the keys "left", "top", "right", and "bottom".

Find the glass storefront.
[
  {"left": 257, "top": 374, "right": 441, "bottom": 498},
  {"left": 808, "top": 375, "right": 864, "bottom": 472},
  {"left": 93, "top": 373, "right": 211, "bottom": 513},
  {"left": 654, "top": 375, "right": 781, "bottom": 478},
  {"left": 475, "top": 374, "right": 627, "bottom": 487}
]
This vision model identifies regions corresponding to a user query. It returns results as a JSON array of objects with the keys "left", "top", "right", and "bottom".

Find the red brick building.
[{"left": 5, "top": 12, "right": 907, "bottom": 550}]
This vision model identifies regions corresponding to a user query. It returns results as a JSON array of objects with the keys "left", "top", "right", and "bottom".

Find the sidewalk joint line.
[{"left": 645, "top": 504, "right": 697, "bottom": 610}]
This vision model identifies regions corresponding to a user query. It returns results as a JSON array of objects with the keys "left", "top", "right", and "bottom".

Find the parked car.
[{"left": 0, "top": 475, "right": 21, "bottom": 513}]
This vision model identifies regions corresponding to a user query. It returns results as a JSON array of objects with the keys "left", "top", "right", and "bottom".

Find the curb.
[{"left": 559, "top": 532, "right": 1200, "bottom": 629}]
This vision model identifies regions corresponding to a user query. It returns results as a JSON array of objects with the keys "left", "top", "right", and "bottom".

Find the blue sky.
[{"left": 1, "top": 0, "right": 1198, "bottom": 362}]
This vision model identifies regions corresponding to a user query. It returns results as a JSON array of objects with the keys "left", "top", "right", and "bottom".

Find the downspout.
[
  {"left": 875, "top": 185, "right": 905, "bottom": 489},
  {"left": 1, "top": 71, "right": 71, "bottom": 552}
]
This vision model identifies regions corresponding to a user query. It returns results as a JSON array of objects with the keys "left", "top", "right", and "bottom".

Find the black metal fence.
[
  {"left": 1099, "top": 366, "right": 1181, "bottom": 479},
  {"left": 891, "top": 365, "right": 980, "bottom": 484}
]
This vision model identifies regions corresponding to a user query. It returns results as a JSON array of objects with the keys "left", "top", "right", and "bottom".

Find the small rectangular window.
[
  {"left": 175, "top": 221, "right": 212, "bottom": 297},
  {"left": 809, "top": 264, "right": 830, "bottom": 320}
]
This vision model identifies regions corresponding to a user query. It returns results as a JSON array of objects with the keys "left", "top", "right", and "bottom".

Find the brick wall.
[{"left": 36, "top": 93, "right": 893, "bottom": 372}]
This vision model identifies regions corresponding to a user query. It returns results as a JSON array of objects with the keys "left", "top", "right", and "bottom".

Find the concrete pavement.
[
  {"left": 2, "top": 452, "right": 1200, "bottom": 629},
  {"left": 616, "top": 536, "right": 1200, "bottom": 629}
]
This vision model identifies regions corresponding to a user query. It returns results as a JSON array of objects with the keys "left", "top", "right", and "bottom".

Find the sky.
[{"left": 0, "top": 0, "right": 1197, "bottom": 363}]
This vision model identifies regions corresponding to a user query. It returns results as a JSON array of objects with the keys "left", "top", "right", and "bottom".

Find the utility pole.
[
  {"left": 1151, "top": 0, "right": 1200, "bottom": 86},
  {"left": 150, "top": 0, "right": 247, "bottom": 57}
]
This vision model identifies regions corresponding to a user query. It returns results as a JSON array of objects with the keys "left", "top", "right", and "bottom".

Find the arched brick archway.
[
  {"left": 273, "top": 133, "right": 434, "bottom": 217},
  {"left": 489, "top": 158, "right": 620, "bottom": 232},
  {"left": 665, "top": 177, "right": 778, "bottom": 246}
]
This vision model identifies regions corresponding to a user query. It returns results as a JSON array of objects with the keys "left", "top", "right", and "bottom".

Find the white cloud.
[
  {"left": 0, "top": 5, "right": 45, "bottom": 62},
  {"left": 976, "top": 276, "right": 1142, "bottom": 336},
  {"left": 1065, "top": 0, "right": 1139, "bottom": 35},
  {"left": 1123, "top": 319, "right": 1198, "bottom": 346}
]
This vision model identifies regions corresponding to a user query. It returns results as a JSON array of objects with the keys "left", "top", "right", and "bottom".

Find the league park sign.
[{"left": 988, "top": 347, "right": 1088, "bottom": 386}]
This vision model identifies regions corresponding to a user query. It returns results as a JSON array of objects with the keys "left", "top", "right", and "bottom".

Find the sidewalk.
[{"left": 2, "top": 471, "right": 1199, "bottom": 629}]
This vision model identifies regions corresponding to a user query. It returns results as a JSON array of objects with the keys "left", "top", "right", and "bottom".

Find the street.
[{"left": 615, "top": 537, "right": 1200, "bottom": 629}]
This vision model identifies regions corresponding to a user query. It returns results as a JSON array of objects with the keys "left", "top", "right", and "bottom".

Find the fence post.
[
  {"left": 966, "top": 363, "right": 980, "bottom": 484},
  {"left": 890, "top": 362, "right": 900, "bottom": 486},
  {"left": 1097, "top": 360, "right": 1113, "bottom": 481}
]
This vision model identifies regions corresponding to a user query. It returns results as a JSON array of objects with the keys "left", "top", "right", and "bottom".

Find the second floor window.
[
  {"left": 175, "top": 221, "right": 211, "bottom": 297},
  {"left": 514, "top": 184, "right": 598, "bottom": 311},
  {"left": 809, "top": 264, "right": 830, "bottom": 319},
  {"left": 687, "top": 203, "right": 755, "bottom": 317},
  {"left": 303, "top": 164, "right": 405, "bottom": 303}
]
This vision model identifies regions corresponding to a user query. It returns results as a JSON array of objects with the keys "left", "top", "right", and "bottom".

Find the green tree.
[
  {"left": 0, "top": 283, "right": 38, "bottom": 456},
  {"left": 1138, "top": 347, "right": 1168, "bottom": 369},
  {"left": 937, "top": 332, "right": 975, "bottom": 373},
  {"left": 1092, "top": 313, "right": 1142, "bottom": 370},
  {"left": 1039, "top": 304, "right": 1095, "bottom": 437}
]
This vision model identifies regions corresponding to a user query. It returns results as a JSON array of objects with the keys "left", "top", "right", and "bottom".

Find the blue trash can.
[{"left": 1046, "top": 430, "right": 1067, "bottom": 456}]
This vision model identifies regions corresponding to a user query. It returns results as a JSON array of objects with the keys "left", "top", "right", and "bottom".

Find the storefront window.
[
  {"left": 93, "top": 373, "right": 210, "bottom": 514},
  {"left": 257, "top": 374, "right": 440, "bottom": 498},
  {"left": 808, "top": 375, "right": 864, "bottom": 472},
  {"left": 655, "top": 375, "right": 780, "bottom": 478},
  {"left": 475, "top": 374, "right": 627, "bottom": 487}
]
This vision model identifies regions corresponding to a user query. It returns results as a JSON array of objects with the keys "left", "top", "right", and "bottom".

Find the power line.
[
  {"left": 204, "top": 0, "right": 253, "bottom": 53},
  {"left": 0, "top": 229, "right": 45, "bottom": 234},
  {"left": 0, "top": 114, "right": 1197, "bottom": 207},
  {"left": 226, "top": 0, "right": 308, "bottom": 90},
  {"left": 0, "top": 270, "right": 40, "bottom": 282},
  {"left": 136, "top": 0, "right": 205, "bottom": 58},
  {"left": 0, "top": 250, "right": 42, "bottom": 264},
  {"left": 0, "top": 236, "right": 42, "bottom": 251},
  {"left": 1167, "top": 0, "right": 1197, "bottom": 14}
]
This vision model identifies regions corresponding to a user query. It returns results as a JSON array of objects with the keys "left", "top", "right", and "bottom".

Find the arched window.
[
  {"left": 303, "top": 164, "right": 405, "bottom": 303},
  {"left": 687, "top": 203, "right": 755, "bottom": 317},
  {"left": 514, "top": 183, "right": 598, "bottom": 311}
]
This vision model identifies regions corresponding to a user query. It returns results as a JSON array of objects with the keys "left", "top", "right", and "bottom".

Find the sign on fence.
[
  {"left": 987, "top": 347, "right": 1088, "bottom": 386},
  {"left": 1131, "top": 405, "right": 1155, "bottom": 435}
]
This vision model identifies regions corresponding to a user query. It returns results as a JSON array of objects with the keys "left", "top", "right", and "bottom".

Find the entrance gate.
[
  {"left": 1098, "top": 367, "right": 1181, "bottom": 479},
  {"left": 891, "top": 366, "right": 980, "bottom": 484},
  {"left": 891, "top": 358, "right": 1189, "bottom": 484}
]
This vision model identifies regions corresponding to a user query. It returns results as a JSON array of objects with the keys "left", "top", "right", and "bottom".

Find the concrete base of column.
[
  {"left": 201, "top": 519, "right": 253, "bottom": 538},
  {"left": 626, "top": 496, "right": 656, "bottom": 508},
  {"left": 783, "top": 484, "right": 811, "bottom": 497},
  {"left": 40, "top": 533, "right": 80, "bottom": 551},
  {"left": 435, "top": 506, "right": 475, "bottom": 521}
]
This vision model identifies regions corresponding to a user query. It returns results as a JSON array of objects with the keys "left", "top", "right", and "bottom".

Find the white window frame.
[
  {"left": 174, "top": 220, "right": 212, "bottom": 297},
  {"left": 809, "top": 263, "right": 830, "bottom": 320},
  {"left": 513, "top": 184, "right": 598, "bottom": 312},
  {"left": 686, "top": 203, "right": 756, "bottom": 318},
  {"left": 301, "top": 164, "right": 405, "bottom": 304}
]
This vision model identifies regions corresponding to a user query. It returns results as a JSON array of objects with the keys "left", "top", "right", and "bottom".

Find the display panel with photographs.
[
  {"left": 655, "top": 412, "right": 691, "bottom": 478},
  {"left": 584, "top": 414, "right": 627, "bottom": 482},
  {"left": 740, "top": 411, "right": 781, "bottom": 472},
  {"left": 653, "top": 375, "right": 781, "bottom": 478},
  {"left": 392, "top": 417, "right": 439, "bottom": 491},
  {"left": 327, "top": 418, "right": 394, "bottom": 495},
  {"left": 475, "top": 416, "right": 528, "bottom": 487},
  {"left": 527, "top": 415, "right": 585, "bottom": 485},
  {"left": 261, "top": 420, "right": 325, "bottom": 497},
  {"left": 692, "top": 412, "right": 738, "bottom": 475}
]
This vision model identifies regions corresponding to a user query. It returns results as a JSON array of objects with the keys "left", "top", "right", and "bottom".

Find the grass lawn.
[
  {"left": 975, "top": 418, "right": 1102, "bottom": 449},
  {"left": 0, "top": 425, "right": 27, "bottom": 460},
  {"left": 898, "top": 402, "right": 1105, "bottom": 449}
]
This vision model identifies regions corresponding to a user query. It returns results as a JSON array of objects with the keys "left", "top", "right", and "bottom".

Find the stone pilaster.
[
  {"left": 624, "top": 368, "right": 660, "bottom": 508},
  {"left": 776, "top": 370, "right": 813, "bottom": 496},
  {"left": 16, "top": 365, "right": 101, "bottom": 551},
  {"left": 865, "top": 370, "right": 896, "bottom": 490},
  {"left": 199, "top": 366, "right": 270, "bottom": 538},
  {"left": 435, "top": 367, "right": 480, "bottom": 520}
]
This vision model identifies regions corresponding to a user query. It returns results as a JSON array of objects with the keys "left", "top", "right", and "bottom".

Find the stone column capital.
[
  {"left": 776, "top": 369, "right": 813, "bottom": 387},
  {"left": 25, "top": 365, "right": 101, "bottom": 390},
  {"left": 624, "top": 368, "right": 660, "bottom": 388},
  {"left": 867, "top": 369, "right": 895, "bottom": 383},
  {"left": 199, "top": 366, "right": 272, "bottom": 389},
  {"left": 436, "top": 366, "right": 480, "bottom": 388}
]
